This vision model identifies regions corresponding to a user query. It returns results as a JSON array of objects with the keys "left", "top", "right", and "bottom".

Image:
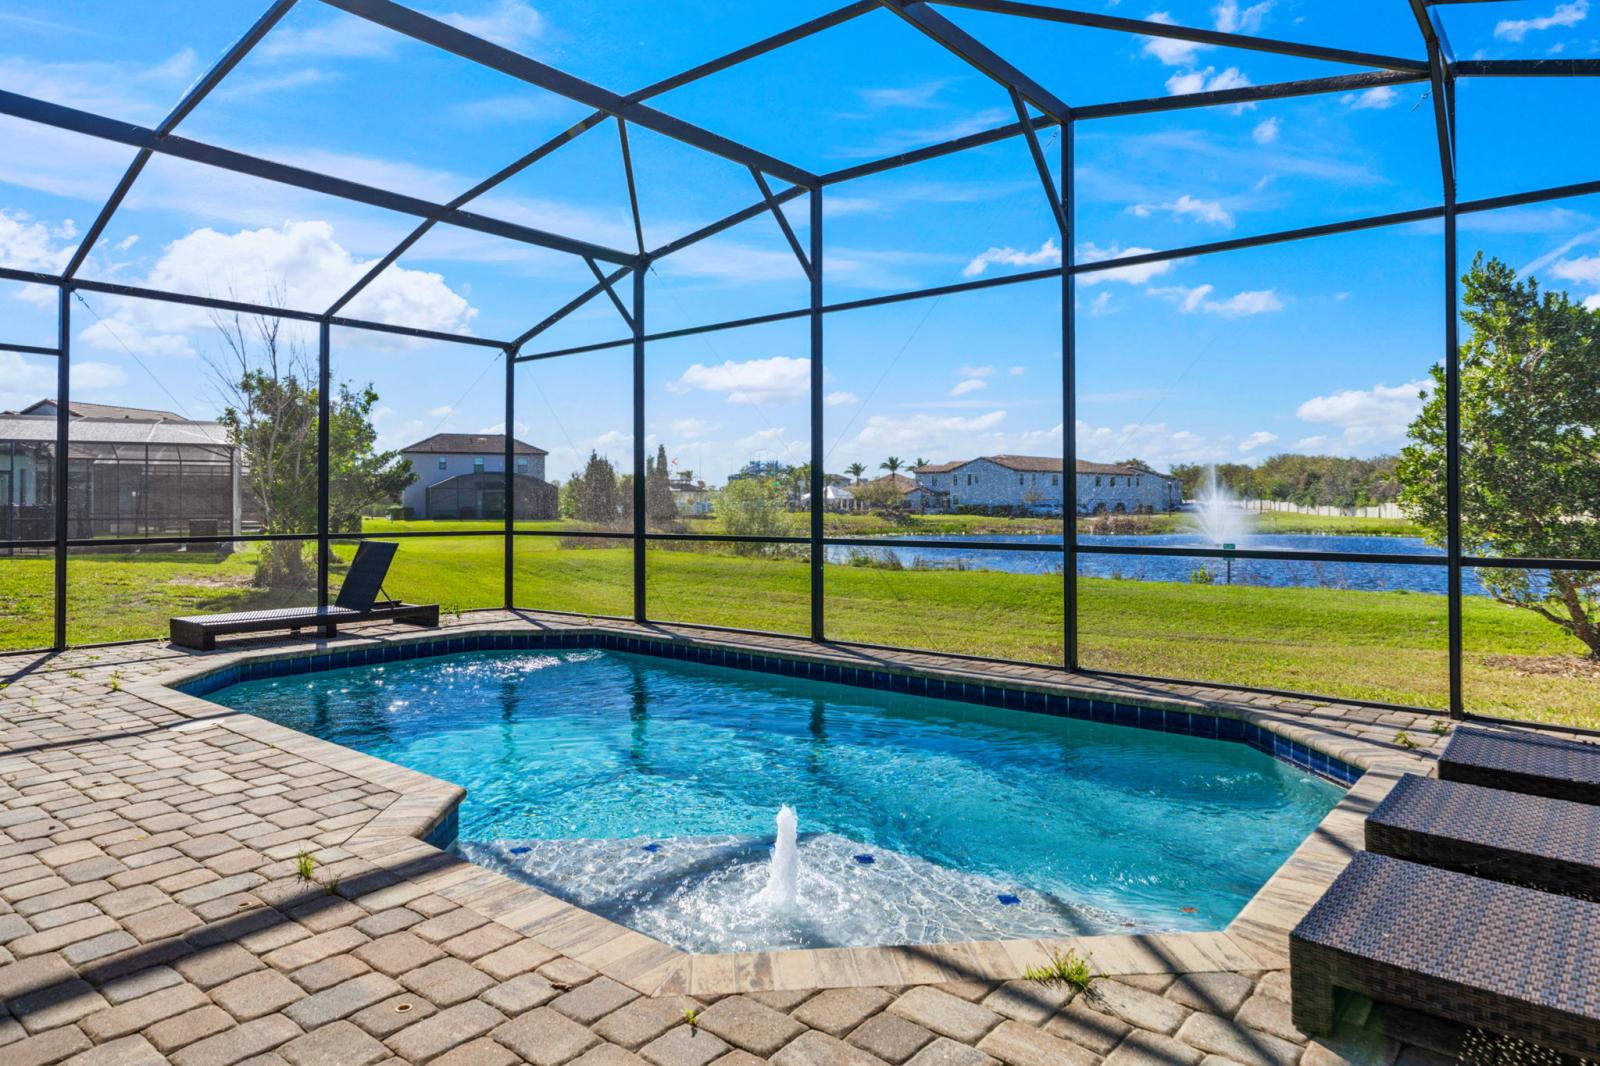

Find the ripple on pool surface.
[{"left": 463, "top": 832, "right": 1135, "bottom": 953}]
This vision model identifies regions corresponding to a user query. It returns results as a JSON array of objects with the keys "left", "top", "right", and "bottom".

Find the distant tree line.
[{"left": 1169, "top": 454, "right": 1401, "bottom": 509}]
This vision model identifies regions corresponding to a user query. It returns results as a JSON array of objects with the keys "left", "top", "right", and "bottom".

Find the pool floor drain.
[
  {"left": 997, "top": 894, "right": 1021, "bottom": 906},
  {"left": 394, "top": 1003, "right": 413, "bottom": 1014},
  {"left": 853, "top": 854, "right": 875, "bottom": 865}
]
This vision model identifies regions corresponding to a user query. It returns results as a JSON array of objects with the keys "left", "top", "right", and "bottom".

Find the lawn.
[{"left": 2, "top": 534, "right": 1588, "bottom": 727}]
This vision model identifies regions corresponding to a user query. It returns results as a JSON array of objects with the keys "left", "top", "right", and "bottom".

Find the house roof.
[
  {"left": 914, "top": 455, "right": 1178, "bottom": 480},
  {"left": 0, "top": 414, "right": 231, "bottom": 450},
  {"left": 16, "top": 399, "right": 187, "bottom": 421},
  {"left": 400, "top": 433, "right": 546, "bottom": 456}
]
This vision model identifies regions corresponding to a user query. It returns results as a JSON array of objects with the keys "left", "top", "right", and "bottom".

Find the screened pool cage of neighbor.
[{"left": 1, "top": 0, "right": 1597, "bottom": 728}]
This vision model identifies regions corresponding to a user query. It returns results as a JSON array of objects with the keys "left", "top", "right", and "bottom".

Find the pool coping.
[{"left": 129, "top": 616, "right": 1435, "bottom": 996}]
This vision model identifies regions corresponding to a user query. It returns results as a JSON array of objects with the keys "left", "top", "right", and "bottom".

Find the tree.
[
  {"left": 1397, "top": 254, "right": 1600, "bottom": 659},
  {"left": 209, "top": 311, "right": 413, "bottom": 587},
  {"left": 569, "top": 451, "right": 622, "bottom": 527},
  {"left": 880, "top": 456, "right": 903, "bottom": 478},
  {"left": 913, "top": 457, "right": 929, "bottom": 470},
  {"left": 1116, "top": 458, "right": 1156, "bottom": 473},
  {"left": 645, "top": 443, "right": 675, "bottom": 525},
  {"left": 718, "top": 477, "right": 786, "bottom": 554},
  {"left": 853, "top": 478, "right": 906, "bottom": 512},
  {"left": 845, "top": 462, "right": 866, "bottom": 483}
]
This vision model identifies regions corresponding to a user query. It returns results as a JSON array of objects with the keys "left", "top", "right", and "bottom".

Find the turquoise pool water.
[{"left": 209, "top": 649, "right": 1342, "bottom": 952}]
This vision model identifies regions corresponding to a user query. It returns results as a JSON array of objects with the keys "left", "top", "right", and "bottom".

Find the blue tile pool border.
[{"left": 175, "top": 631, "right": 1363, "bottom": 787}]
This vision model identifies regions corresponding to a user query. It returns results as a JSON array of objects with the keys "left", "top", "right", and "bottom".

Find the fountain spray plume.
[
  {"left": 758, "top": 805, "right": 799, "bottom": 909},
  {"left": 1193, "top": 465, "right": 1252, "bottom": 548}
]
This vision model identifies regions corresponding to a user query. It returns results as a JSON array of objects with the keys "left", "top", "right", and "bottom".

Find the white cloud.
[
  {"left": 1551, "top": 254, "right": 1600, "bottom": 285},
  {"left": 1341, "top": 86, "right": 1398, "bottom": 110},
  {"left": 1213, "top": 0, "right": 1272, "bottom": 33},
  {"left": 1295, "top": 378, "right": 1432, "bottom": 448},
  {"left": 859, "top": 80, "right": 949, "bottom": 109},
  {"left": 1009, "top": 366, "right": 1026, "bottom": 376},
  {"left": 1141, "top": 13, "right": 1204, "bottom": 65},
  {"left": 962, "top": 237, "right": 1061, "bottom": 278},
  {"left": 1165, "top": 66, "right": 1251, "bottom": 96},
  {"left": 673, "top": 356, "right": 810, "bottom": 405},
  {"left": 854, "top": 410, "right": 1008, "bottom": 448},
  {"left": 1239, "top": 430, "right": 1279, "bottom": 453},
  {"left": 0, "top": 210, "right": 76, "bottom": 272},
  {"left": 1129, "top": 194, "right": 1234, "bottom": 227},
  {"left": 1076, "top": 242, "right": 1179, "bottom": 286},
  {"left": 1495, "top": 0, "right": 1588, "bottom": 41},
  {"left": 74, "top": 220, "right": 476, "bottom": 357},
  {"left": 427, "top": 404, "right": 455, "bottom": 418},
  {"left": 439, "top": 0, "right": 545, "bottom": 49},
  {"left": 950, "top": 378, "right": 988, "bottom": 397},
  {"left": 1586, "top": 294, "right": 1600, "bottom": 311},
  {"left": 1149, "top": 283, "right": 1283, "bottom": 316},
  {"left": 958, "top": 365, "right": 996, "bottom": 378},
  {"left": 1252, "top": 117, "right": 1280, "bottom": 144},
  {"left": 670, "top": 417, "right": 716, "bottom": 439},
  {"left": 824, "top": 391, "right": 860, "bottom": 407},
  {"left": 0, "top": 351, "right": 125, "bottom": 413},
  {"left": 258, "top": 16, "right": 396, "bottom": 61},
  {"left": 1088, "top": 291, "right": 1115, "bottom": 316}
]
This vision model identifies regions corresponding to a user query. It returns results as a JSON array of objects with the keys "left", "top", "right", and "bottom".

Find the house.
[
  {"left": 2, "top": 400, "right": 243, "bottom": 542},
  {"left": 830, "top": 473, "right": 946, "bottom": 513},
  {"left": 397, "top": 433, "right": 556, "bottom": 520},
  {"left": 913, "top": 456, "right": 1181, "bottom": 515},
  {"left": 669, "top": 475, "right": 714, "bottom": 517}
]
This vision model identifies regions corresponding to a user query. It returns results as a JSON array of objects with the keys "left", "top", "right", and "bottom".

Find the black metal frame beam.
[
  {"left": 319, "top": 0, "right": 816, "bottom": 188},
  {"left": 0, "top": 89, "right": 635, "bottom": 266}
]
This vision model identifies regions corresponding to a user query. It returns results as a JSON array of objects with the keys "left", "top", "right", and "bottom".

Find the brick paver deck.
[{"left": 0, "top": 610, "right": 1513, "bottom": 1065}]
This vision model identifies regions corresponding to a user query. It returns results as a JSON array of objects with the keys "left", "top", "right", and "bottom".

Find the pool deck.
[{"left": 0, "top": 609, "right": 1509, "bottom": 1066}]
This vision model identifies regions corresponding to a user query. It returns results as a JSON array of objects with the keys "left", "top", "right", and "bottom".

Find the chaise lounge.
[
  {"left": 1438, "top": 724, "right": 1600, "bottom": 805},
  {"left": 1290, "top": 851, "right": 1600, "bottom": 1060},
  {"left": 168, "top": 541, "right": 439, "bottom": 651},
  {"left": 1365, "top": 773, "right": 1600, "bottom": 899}
]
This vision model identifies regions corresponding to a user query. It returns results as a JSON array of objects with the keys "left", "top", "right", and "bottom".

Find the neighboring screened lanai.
[{"left": 1, "top": 0, "right": 1596, "bottom": 729}]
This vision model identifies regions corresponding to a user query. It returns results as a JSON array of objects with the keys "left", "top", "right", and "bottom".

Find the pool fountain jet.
[{"left": 757, "top": 805, "right": 800, "bottom": 910}]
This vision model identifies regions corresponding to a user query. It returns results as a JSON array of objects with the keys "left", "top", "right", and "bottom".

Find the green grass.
[{"left": 2, "top": 530, "right": 1589, "bottom": 727}]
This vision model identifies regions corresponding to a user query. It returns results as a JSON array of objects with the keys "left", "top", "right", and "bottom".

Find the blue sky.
[{"left": 1, "top": 0, "right": 1596, "bottom": 486}]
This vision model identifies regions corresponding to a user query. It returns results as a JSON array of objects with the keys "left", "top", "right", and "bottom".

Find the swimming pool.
[{"left": 206, "top": 647, "right": 1343, "bottom": 953}]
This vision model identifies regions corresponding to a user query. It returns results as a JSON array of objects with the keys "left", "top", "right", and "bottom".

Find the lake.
[{"left": 824, "top": 532, "right": 1503, "bottom": 596}]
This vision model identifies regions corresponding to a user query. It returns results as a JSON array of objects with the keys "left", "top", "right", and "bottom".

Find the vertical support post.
[
  {"left": 54, "top": 285, "right": 70, "bottom": 650},
  {"left": 1441, "top": 74, "right": 1463, "bottom": 719},
  {"left": 809, "top": 187, "right": 824, "bottom": 642},
  {"left": 317, "top": 320, "right": 331, "bottom": 609},
  {"left": 1061, "top": 123, "right": 1078, "bottom": 672},
  {"left": 632, "top": 266, "right": 646, "bottom": 623},
  {"left": 504, "top": 346, "right": 515, "bottom": 611}
]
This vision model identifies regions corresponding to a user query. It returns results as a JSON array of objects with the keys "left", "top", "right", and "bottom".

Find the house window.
[
  {"left": 1095, "top": 476, "right": 1102, "bottom": 487},
  {"left": 1018, "top": 475, "right": 1025, "bottom": 486},
  {"left": 473, "top": 457, "right": 485, "bottom": 474},
  {"left": 967, "top": 474, "right": 974, "bottom": 486},
  {"left": 437, "top": 457, "right": 447, "bottom": 470},
  {"left": 1051, "top": 475, "right": 1059, "bottom": 486},
  {"left": 516, "top": 458, "right": 529, "bottom": 473},
  {"left": 1110, "top": 477, "right": 1116, "bottom": 487}
]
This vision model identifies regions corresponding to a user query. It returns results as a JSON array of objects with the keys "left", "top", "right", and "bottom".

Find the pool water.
[{"left": 209, "top": 650, "right": 1342, "bottom": 952}]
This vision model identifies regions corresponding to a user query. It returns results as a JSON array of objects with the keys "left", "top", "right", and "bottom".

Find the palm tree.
[
  {"left": 913, "top": 457, "right": 929, "bottom": 471},
  {"left": 879, "top": 456, "right": 903, "bottom": 479},
  {"left": 845, "top": 462, "right": 866, "bottom": 483}
]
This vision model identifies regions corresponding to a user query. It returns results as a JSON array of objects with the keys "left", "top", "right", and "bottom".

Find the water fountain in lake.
[
  {"left": 1191, "top": 466, "right": 1253, "bottom": 583},
  {"left": 756, "top": 804, "right": 800, "bottom": 909}
]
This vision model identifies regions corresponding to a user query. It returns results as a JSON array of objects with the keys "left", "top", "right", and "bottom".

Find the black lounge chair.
[
  {"left": 1439, "top": 724, "right": 1600, "bottom": 805},
  {"left": 1291, "top": 852, "right": 1600, "bottom": 1060},
  {"left": 169, "top": 541, "right": 439, "bottom": 651},
  {"left": 1366, "top": 773, "right": 1600, "bottom": 899}
]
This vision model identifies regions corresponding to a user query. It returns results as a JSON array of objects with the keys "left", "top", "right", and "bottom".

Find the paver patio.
[{"left": 0, "top": 611, "right": 1525, "bottom": 1065}]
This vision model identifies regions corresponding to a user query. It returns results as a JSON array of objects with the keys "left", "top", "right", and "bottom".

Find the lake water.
[{"left": 825, "top": 532, "right": 1501, "bottom": 596}]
